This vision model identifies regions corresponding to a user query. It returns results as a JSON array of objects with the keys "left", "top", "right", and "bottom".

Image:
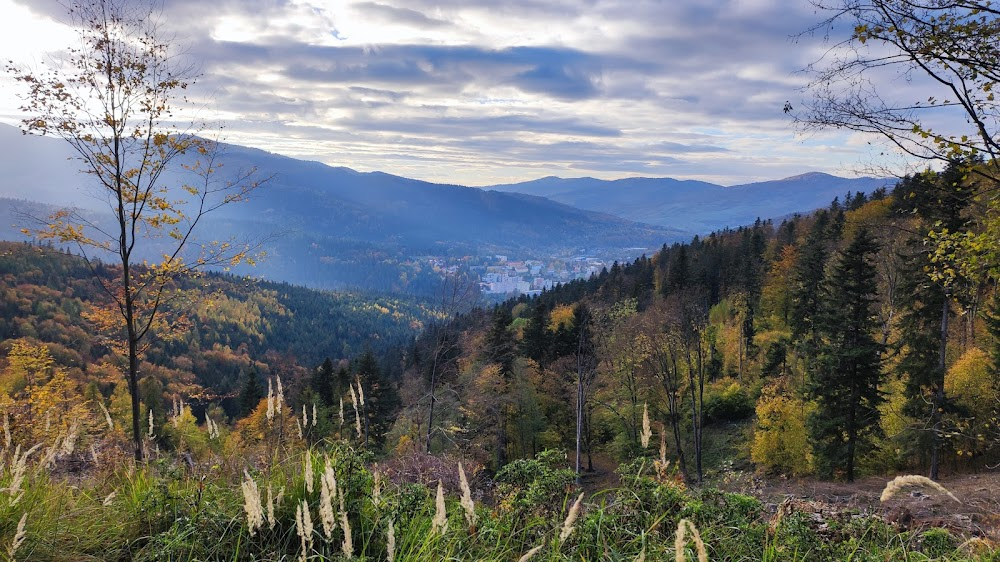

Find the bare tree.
[{"left": 6, "top": 0, "right": 265, "bottom": 460}]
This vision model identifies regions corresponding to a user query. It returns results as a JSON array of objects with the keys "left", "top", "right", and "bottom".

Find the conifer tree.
[
  {"left": 239, "top": 368, "right": 264, "bottom": 417},
  {"left": 790, "top": 212, "right": 830, "bottom": 369},
  {"left": 520, "top": 301, "right": 551, "bottom": 366},
  {"left": 355, "top": 350, "right": 400, "bottom": 448},
  {"left": 483, "top": 306, "right": 516, "bottom": 468},
  {"left": 808, "top": 228, "right": 885, "bottom": 481},
  {"left": 311, "top": 358, "right": 336, "bottom": 407},
  {"left": 893, "top": 166, "right": 970, "bottom": 479}
]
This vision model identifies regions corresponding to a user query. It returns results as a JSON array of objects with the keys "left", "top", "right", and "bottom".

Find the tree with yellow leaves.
[{"left": 6, "top": 0, "right": 265, "bottom": 460}]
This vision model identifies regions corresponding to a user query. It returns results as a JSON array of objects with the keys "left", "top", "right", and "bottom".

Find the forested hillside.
[
  {"left": 0, "top": 240, "right": 436, "bottom": 425},
  {"left": 396, "top": 167, "right": 999, "bottom": 482},
  {"left": 2, "top": 167, "right": 999, "bottom": 562},
  {"left": 3, "top": 164, "right": 998, "bottom": 477}
]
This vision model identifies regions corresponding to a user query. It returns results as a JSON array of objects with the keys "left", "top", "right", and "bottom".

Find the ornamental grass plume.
[
  {"left": 148, "top": 409, "right": 155, "bottom": 438},
  {"left": 312, "top": 402, "right": 318, "bottom": 427},
  {"left": 40, "top": 436, "right": 62, "bottom": 469},
  {"left": 7, "top": 512, "right": 26, "bottom": 561},
  {"left": 458, "top": 462, "right": 476, "bottom": 529},
  {"left": 302, "top": 404, "right": 308, "bottom": 429},
  {"left": 432, "top": 480, "right": 448, "bottom": 535},
  {"left": 8, "top": 444, "right": 41, "bottom": 505},
  {"left": 208, "top": 417, "right": 220, "bottom": 439},
  {"left": 266, "top": 483, "right": 276, "bottom": 529},
  {"left": 339, "top": 487, "right": 353, "bottom": 557},
  {"left": 517, "top": 544, "right": 544, "bottom": 562},
  {"left": 674, "top": 518, "right": 708, "bottom": 562},
  {"left": 295, "top": 418, "right": 303, "bottom": 440},
  {"left": 62, "top": 420, "right": 79, "bottom": 455},
  {"left": 96, "top": 400, "right": 113, "bottom": 430},
  {"left": 387, "top": 519, "right": 396, "bottom": 562},
  {"left": 319, "top": 464, "right": 337, "bottom": 539},
  {"left": 356, "top": 376, "right": 365, "bottom": 406},
  {"left": 560, "top": 492, "right": 585, "bottom": 542},
  {"left": 349, "top": 385, "right": 362, "bottom": 438},
  {"left": 276, "top": 375, "right": 285, "bottom": 412},
  {"left": 641, "top": 402, "right": 652, "bottom": 448},
  {"left": 296, "top": 499, "right": 314, "bottom": 562},
  {"left": 339, "top": 398, "right": 345, "bottom": 427},
  {"left": 660, "top": 428, "right": 668, "bottom": 465},
  {"left": 266, "top": 378, "right": 275, "bottom": 422},
  {"left": 102, "top": 491, "right": 117, "bottom": 506},
  {"left": 880, "top": 475, "right": 961, "bottom": 503},
  {"left": 304, "top": 450, "right": 314, "bottom": 494},
  {"left": 241, "top": 470, "right": 265, "bottom": 536}
]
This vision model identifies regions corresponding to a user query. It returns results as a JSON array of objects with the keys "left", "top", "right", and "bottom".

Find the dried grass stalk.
[
  {"left": 296, "top": 499, "right": 313, "bottom": 562},
  {"left": 7, "top": 512, "right": 26, "bottom": 561},
  {"left": 560, "top": 492, "right": 585, "bottom": 542},
  {"left": 266, "top": 378, "right": 275, "bottom": 422},
  {"left": 319, "top": 465, "right": 337, "bottom": 539},
  {"left": 266, "top": 483, "right": 276, "bottom": 529},
  {"left": 674, "top": 518, "right": 708, "bottom": 562},
  {"left": 641, "top": 402, "right": 652, "bottom": 448},
  {"left": 517, "top": 544, "right": 545, "bottom": 562},
  {"left": 96, "top": 400, "right": 114, "bottom": 430},
  {"left": 276, "top": 376, "right": 285, "bottom": 412},
  {"left": 458, "top": 462, "right": 476, "bottom": 528},
  {"left": 880, "top": 474, "right": 961, "bottom": 504},
  {"left": 241, "top": 470, "right": 264, "bottom": 536},
  {"left": 387, "top": 519, "right": 396, "bottom": 562},
  {"left": 304, "top": 450, "right": 314, "bottom": 495},
  {"left": 432, "top": 480, "right": 448, "bottom": 535},
  {"left": 339, "top": 487, "right": 353, "bottom": 557}
]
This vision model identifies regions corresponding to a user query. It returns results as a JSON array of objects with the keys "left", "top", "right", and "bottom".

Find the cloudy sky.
[{"left": 0, "top": 0, "right": 900, "bottom": 186}]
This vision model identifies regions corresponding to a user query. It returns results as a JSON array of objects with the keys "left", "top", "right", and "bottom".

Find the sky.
[{"left": 0, "top": 0, "right": 909, "bottom": 186}]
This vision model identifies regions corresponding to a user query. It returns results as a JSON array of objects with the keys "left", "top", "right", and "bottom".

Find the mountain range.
[
  {"left": 0, "top": 123, "right": 892, "bottom": 293},
  {"left": 487, "top": 173, "right": 892, "bottom": 234}
]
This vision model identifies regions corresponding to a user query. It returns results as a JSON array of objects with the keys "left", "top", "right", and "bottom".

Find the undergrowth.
[{"left": 1, "top": 444, "right": 997, "bottom": 561}]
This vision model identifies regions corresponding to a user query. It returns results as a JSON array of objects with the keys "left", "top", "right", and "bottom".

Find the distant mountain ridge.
[
  {"left": 0, "top": 124, "right": 679, "bottom": 292},
  {"left": 486, "top": 171, "right": 893, "bottom": 233}
]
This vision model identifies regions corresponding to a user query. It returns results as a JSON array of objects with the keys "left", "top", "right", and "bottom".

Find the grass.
[{"left": 2, "top": 443, "right": 998, "bottom": 561}]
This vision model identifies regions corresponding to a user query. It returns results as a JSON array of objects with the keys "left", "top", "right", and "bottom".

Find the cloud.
[
  {"left": 2, "top": 0, "right": 899, "bottom": 185},
  {"left": 352, "top": 2, "right": 451, "bottom": 28}
]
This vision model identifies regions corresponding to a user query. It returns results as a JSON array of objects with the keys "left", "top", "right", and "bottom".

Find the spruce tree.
[
  {"left": 483, "top": 306, "right": 516, "bottom": 468},
  {"left": 311, "top": 357, "right": 336, "bottom": 407},
  {"left": 355, "top": 350, "right": 400, "bottom": 448},
  {"left": 520, "top": 301, "right": 551, "bottom": 365},
  {"left": 790, "top": 212, "right": 830, "bottom": 367},
  {"left": 895, "top": 238, "right": 950, "bottom": 475},
  {"left": 238, "top": 368, "right": 264, "bottom": 417},
  {"left": 808, "top": 228, "right": 885, "bottom": 482}
]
